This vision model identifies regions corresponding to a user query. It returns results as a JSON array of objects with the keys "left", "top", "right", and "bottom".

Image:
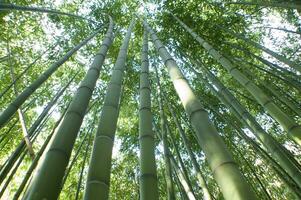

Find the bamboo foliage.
[
  {"left": 1, "top": 2, "right": 301, "bottom": 199},
  {"left": 84, "top": 19, "right": 136, "bottom": 200},
  {"left": 227, "top": 1, "right": 301, "bottom": 10},
  {"left": 23, "top": 19, "right": 114, "bottom": 200},
  {"left": 143, "top": 19, "right": 257, "bottom": 200},
  {"left": 0, "top": 3, "right": 99, "bottom": 24}
]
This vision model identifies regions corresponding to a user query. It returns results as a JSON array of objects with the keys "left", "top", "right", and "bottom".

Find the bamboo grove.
[{"left": 0, "top": 0, "right": 301, "bottom": 199}]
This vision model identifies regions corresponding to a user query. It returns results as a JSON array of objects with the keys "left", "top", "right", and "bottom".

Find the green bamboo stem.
[
  {"left": 0, "top": 148, "right": 27, "bottom": 198},
  {"left": 173, "top": 170, "right": 189, "bottom": 200},
  {"left": 153, "top": 66, "right": 176, "bottom": 200},
  {"left": 170, "top": 155, "right": 196, "bottom": 200},
  {"left": 153, "top": 122, "right": 176, "bottom": 200},
  {"left": 0, "top": 28, "right": 102, "bottom": 129},
  {"left": 7, "top": 43, "right": 35, "bottom": 160},
  {"left": 235, "top": 146, "right": 272, "bottom": 200},
  {"left": 144, "top": 19, "right": 257, "bottom": 200},
  {"left": 0, "top": 104, "right": 56, "bottom": 199},
  {"left": 203, "top": 91, "right": 301, "bottom": 198},
  {"left": 163, "top": 95, "right": 213, "bottom": 200},
  {"left": 154, "top": 116, "right": 197, "bottom": 200},
  {"left": 75, "top": 127, "right": 94, "bottom": 200},
  {"left": 171, "top": 14, "right": 301, "bottom": 146},
  {"left": 23, "top": 19, "right": 114, "bottom": 200},
  {"left": 253, "top": 26, "right": 301, "bottom": 35},
  {"left": 0, "top": 107, "right": 54, "bottom": 186},
  {"left": 166, "top": 123, "right": 197, "bottom": 199},
  {"left": 61, "top": 130, "right": 90, "bottom": 188},
  {"left": 84, "top": 19, "right": 135, "bottom": 200},
  {"left": 138, "top": 28, "right": 159, "bottom": 200},
  {"left": 225, "top": 114, "right": 301, "bottom": 199},
  {"left": 239, "top": 58, "right": 301, "bottom": 91},
  {"left": 29, "top": 73, "right": 77, "bottom": 137},
  {"left": 265, "top": 84, "right": 301, "bottom": 116}
]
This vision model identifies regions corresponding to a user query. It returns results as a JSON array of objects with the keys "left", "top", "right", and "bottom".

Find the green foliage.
[{"left": 0, "top": 0, "right": 301, "bottom": 199}]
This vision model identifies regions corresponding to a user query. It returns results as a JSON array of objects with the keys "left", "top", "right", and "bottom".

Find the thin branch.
[
  {"left": 0, "top": 3, "right": 101, "bottom": 25},
  {"left": 7, "top": 42, "right": 35, "bottom": 160}
]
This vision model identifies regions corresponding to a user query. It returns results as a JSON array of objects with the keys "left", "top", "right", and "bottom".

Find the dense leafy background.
[{"left": 0, "top": 0, "right": 301, "bottom": 199}]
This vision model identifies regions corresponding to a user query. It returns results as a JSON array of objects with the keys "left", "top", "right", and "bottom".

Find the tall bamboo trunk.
[
  {"left": 0, "top": 28, "right": 101, "bottom": 128},
  {"left": 167, "top": 124, "right": 196, "bottom": 198},
  {"left": 154, "top": 65, "right": 176, "bottom": 200},
  {"left": 143, "top": 19, "right": 257, "bottom": 200},
  {"left": 153, "top": 122, "right": 176, "bottom": 200},
  {"left": 168, "top": 127, "right": 197, "bottom": 200},
  {"left": 235, "top": 146, "right": 272, "bottom": 200},
  {"left": 255, "top": 26, "right": 301, "bottom": 35},
  {"left": 170, "top": 155, "right": 196, "bottom": 200},
  {"left": 138, "top": 28, "right": 159, "bottom": 200},
  {"left": 23, "top": 19, "right": 114, "bottom": 200},
  {"left": 171, "top": 15, "right": 301, "bottom": 146},
  {"left": 84, "top": 19, "right": 135, "bottom": 200},
  {"left": 173, "top": 170, "right": 189, "bottom": 200},
  {"left": 60, "top": 128, "right": 90, "bottom": 188},
  {"left": 75, "top": 127, "right": 93, "bottom": 200},
  {"left": 236, "top": 57, "right": 301, "bottom": 92}
]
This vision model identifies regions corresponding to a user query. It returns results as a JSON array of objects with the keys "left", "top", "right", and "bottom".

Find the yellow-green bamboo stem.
[
  {"left": 138, "top": 28, "right": 159, "bottom": 200},
  {"left": 84, "top": 19, "right": 136, "bottom": 200}
]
